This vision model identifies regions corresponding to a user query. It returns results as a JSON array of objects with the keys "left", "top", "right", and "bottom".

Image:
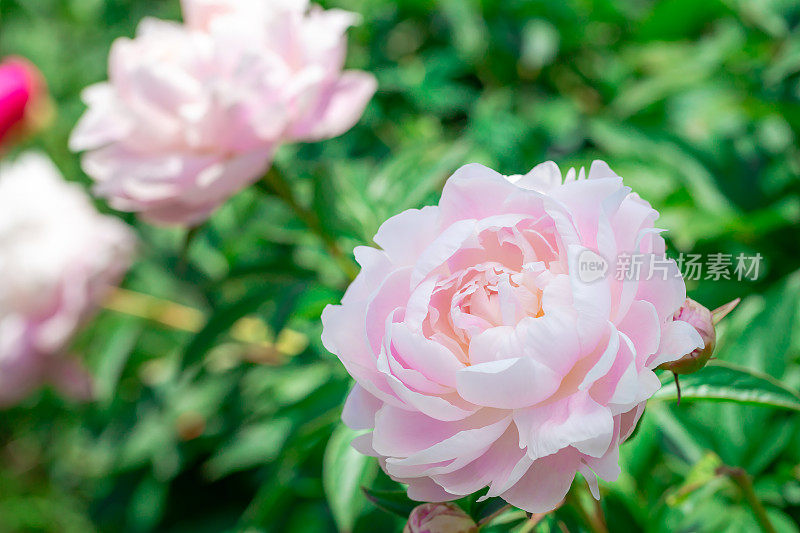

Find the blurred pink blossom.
[
  {"left": 70, "top": 0, "right": 376, "bottom": 225},
  {"left": 322, "top": 161, "right": 701, "bottom": 513},
  {"left": 0, "top": 153, "right": 135, "bottom": 406}
]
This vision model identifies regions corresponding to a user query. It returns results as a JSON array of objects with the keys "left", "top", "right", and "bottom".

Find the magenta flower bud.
[
  {"left": 0, "top": 57, "right": 46, "bottom": 148},
  {"left": 403, "top": 503, "right": 477, "bottom": 533},
  {"left": 658, "top": 297, "right": 739, "bottom": 375}
]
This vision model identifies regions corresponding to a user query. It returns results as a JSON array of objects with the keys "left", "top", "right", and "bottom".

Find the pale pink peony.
[
  {"left": 70, "top": 0, "right": 376, "bottom": 225},
  {"left": 0, "top": 153, "right": 135, "bottom": 405},
  {"left": 322, "top": 161, "right": 702, "bottom": 513}
]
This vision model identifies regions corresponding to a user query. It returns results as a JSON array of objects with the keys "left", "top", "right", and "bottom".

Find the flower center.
[{"left": 422, "top": 262, "right": 547, "bottom": 364}]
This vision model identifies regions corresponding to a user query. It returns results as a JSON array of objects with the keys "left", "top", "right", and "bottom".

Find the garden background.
[{"left": 2, "top": 0, "right": 800, "bottom": 531}]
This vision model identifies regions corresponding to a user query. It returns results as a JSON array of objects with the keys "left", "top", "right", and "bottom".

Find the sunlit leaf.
[
  {"left": 205, "top": 420, "right": 292, "bottom": 480},
  {"left": 323, "top": 425, "right": 378, "bottom": 532},
  {"left": 180, "top": 284, "right": 277, "bottom": 369},
  {"left": 654, "top": 361, "right": 800, "bottom": 411}
]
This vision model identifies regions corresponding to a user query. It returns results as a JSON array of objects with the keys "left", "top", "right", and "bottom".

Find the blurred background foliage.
[{"left": 2, "top": 0, "right": 800, "bottom": 531}]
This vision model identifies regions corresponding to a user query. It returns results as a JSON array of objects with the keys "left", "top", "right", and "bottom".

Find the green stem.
[
  {"left": 717, "top": 466, "right": 777, "bottom": 533},
  {"left": 565, "top": 485, "right": 608, "bottom": 533},
  {"left": 177, "top": 225, "right": 200, "bottom": 276},
  {"left": 477, "top": 504, "right": 512, "bottom": 528},
  {"left": 259, "top": 166, "right": 358, "bottom": 281}
]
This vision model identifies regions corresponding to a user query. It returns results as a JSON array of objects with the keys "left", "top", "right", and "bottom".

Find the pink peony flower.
[
  {"left": 0, "top": 153, "right": 135, "bottom": 406},
  {"left": 404, "top": 503, "right": 477, "bottom": 533},
  {"left": 70, "top": 0, "right": 376, "bottom": 225},
  {"left": 322, "top": 161, "right": 702, "bottom": 513},
  {"left": 0, "top": 57, "right": 46, "bottom": 149}
]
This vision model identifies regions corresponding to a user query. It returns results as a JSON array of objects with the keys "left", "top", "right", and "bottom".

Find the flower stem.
[
  {"left": 259, "top": 166, "right": 358, "bottom": 281},
  {"left": 717, "top": 465, "right": 777, "bottom": 533},
  {"left": 673, "top": 371, "right": 682, "bottom": 406}
]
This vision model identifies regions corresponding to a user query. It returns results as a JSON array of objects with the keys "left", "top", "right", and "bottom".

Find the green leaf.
[
  {"left": 127, "top": 475, "right": 168, "bottom": 532},
  {"left": 180, "top": 284, "right": 276, "bottom": 369},
  {"left": 312, "top": 166, "right": 345, "bottom": 240},
  {"left": 222, "top": 245, "right": 311, "bottom": 282},
  {"left": 653, "top": 361, "right": 800, "bottom": 411},
  {"left": 205, "top": 419, "right": 292, "bottom": 480},
  {"left": 648, "top": 403, "right": 706, "bottom": 463},
  {"left": 470, "top": 495, "right": 509, "bottom": 523},
  {"left": 361, "top": 488, "right": 417, "bottom": 519},
  {"left": 323, "top": 424, "right": 379, "bottom": 532},
  {"left": 665, "top": 451, "right": 723, "bottom": 506},
  {"left": 716, "top": 271, "right": 800, "bottom": 377},
  {"left": 267, "top": 281, "right": 309, "bottom": 334},
  {"left": 91, "top": 317, "right": 142, "bottom": 404}
]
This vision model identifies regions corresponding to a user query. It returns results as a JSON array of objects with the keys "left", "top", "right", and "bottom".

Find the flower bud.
[
  {"left": 658, "top": 297, "right": 739, "bottom": 375},
  {"left": 0, "top": 57, "right": 48, "bottom": 149},
  {"left": 403, "top": 503, "right": 478, "bottom": 533}
]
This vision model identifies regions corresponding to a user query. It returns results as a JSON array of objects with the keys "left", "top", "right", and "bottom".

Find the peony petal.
[
  {"left": 342, "top": 384, "right": 382, "bottom": 430},
  {"left": 514, "top": 393, "right": 614, "bottom": 460},
  {"left": 411, "top": 219, "right": 478, "bottom": 287},
  {"left": 390, "top": 323, "right": 463, "bottom": 388},
  {"left": 384, "top": 416, "right": 511, "bottom": 478},
  {"left": 404, "top": 477, "right": 459, "bottom": 503},
  {"left": 633, "top": 255, "right": 686, "bottom": 322},
  {"left": 456, "top": 357, "right": 562, "bottom": 409},
  {"left": 371, "top": 406, "right": 498, "bottom": 458},
  {"left": 384, "top": 372, "right": 477, "bottom": 421},
  {"left": 619, "top": 403, "right": 646, "bottom": 442},
  {"left": 513, "top": 161, "right": 562, "bottom": 192},
  {"left": 289, "top": 71, "right": 377, "bottom": 141},
  {"left": 373, "top": 206, "right": 440, "bottom": 267},
  {"left": 515, "top": 310, "right": 582, "bottom": 375},
  {"left": 438, "top": 164, "right": 520, "bottom": 225},
  {"left": 430, "top": 426, "right": 527, "bottom": 496},
  {"left": 579, "top": 324, "right": 620, "bottom": 390},
  {"left": 69, "top": 84, "right": 133, "bottom": 151},
  {"left": 578, "top": 461, "right": 600, "bottom": 499},
  {"left": 379, "top": 343, "right": 452, "bottom": 395},
  {"left": 648, "top": 319, "right": 703, "bottom": 369},
  {"left": 616, "top": 300, "right": 661, "bottom": 368},
  {"left": 364, "top": 267, "right": 412, "bottom": 353},
  {"left": 499, "top": 448, "right": 580, "bottom": 513}
]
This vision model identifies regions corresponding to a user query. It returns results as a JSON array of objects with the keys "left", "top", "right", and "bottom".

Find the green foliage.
[
  {"left": 1, "top": 0, "right": 800, "bottom": 531},
  {"left": 654, "top": 360, "right": 800, "bottom": 411},
  {"left": 323, "top": 426, "right": 378, "bottom": 532}
]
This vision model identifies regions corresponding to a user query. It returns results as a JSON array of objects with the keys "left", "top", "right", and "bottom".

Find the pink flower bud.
[
  {"left": 0, "top": 57, "right": 46, "bottom": 148},
  {"left": 658, "top": 297, "right": 739, "bottom": 375},
  {"left": 404, "top": 503, "right": 478, "bottom": 533}
]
